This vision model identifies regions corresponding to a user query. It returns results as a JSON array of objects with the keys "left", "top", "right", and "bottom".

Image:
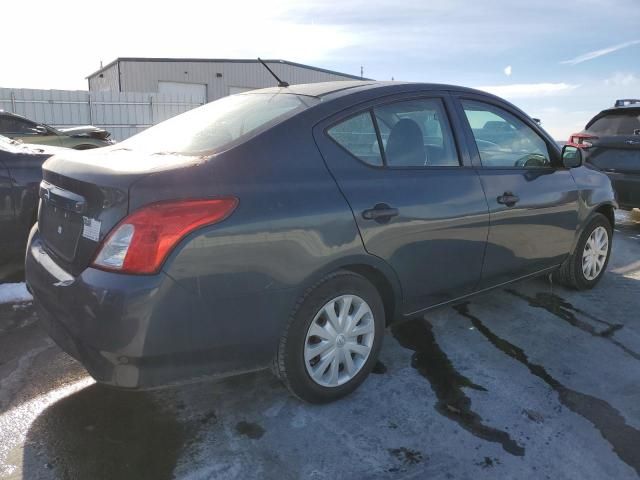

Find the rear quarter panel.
[{"left": 129, "top": 114, "right": 402, "bottom": 364}]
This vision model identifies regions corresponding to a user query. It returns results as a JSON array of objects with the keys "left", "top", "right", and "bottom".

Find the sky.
[{"left": 3, "top": 0, "right": 640, "bottom": 140}]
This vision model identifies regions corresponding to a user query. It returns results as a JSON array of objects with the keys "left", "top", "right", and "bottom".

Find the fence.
[{"left": 0, "top": 88, "right": 204, "bottom": 141}]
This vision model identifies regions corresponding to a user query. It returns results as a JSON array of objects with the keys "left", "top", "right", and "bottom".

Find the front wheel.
[
  {"left": 554, "top": 213, "right": 612, "bottom": 290},
  {"left": 273, "top": 271, "right": 385, "bottom": 403}
]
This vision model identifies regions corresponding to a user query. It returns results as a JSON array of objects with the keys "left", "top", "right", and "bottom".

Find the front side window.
[
  {"left": 327, "top": 112, "right": 383, "bottom": 166},
  {"left": 374, "top": 99, "right": 460, "bottom": 167},
  {"left": 462, "top": 100, "right": 551, "bottom": 168}
]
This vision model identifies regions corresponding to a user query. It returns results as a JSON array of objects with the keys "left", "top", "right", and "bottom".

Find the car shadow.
[{"left": 21, "top": 384, "right": 191, "bottom": 480}]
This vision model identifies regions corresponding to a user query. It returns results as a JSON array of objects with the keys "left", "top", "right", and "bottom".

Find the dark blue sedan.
[{"left": 25, "top": 81, "right": 616, "bottom": 403}]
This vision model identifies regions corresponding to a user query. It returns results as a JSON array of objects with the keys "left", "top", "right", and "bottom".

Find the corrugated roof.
[
  {"left": 249, "top": 80, "right": 381, "bottom": 97},
  {"left": 86, "top": 57, "right": 369, "bottom": 81}
]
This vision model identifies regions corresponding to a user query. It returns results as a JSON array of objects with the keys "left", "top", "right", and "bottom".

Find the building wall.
[
  {"left": 88, "top": 60, "right": 362, "bottom": 102},
  {"left": 88, "top": 63, "right": 120, "bottom": 92}
]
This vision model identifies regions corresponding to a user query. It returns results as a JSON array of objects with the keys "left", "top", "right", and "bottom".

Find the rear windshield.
[
  {"left": 587, "top": 111, "right": 640, "bottom": 135},
  {"left": 119, "top": 93, "right": 319, "bottom": 155}
]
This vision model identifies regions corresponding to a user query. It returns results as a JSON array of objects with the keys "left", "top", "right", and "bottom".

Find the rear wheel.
[
  {"left": 273, "top": 271, "right": 385, "bottom": 403},
  {"left": 554, "top": 213, "right": 612, "bottom": 289}
]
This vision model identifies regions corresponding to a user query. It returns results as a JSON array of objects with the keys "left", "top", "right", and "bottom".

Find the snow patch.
[{"left": 0, "top": 283, "right": 33, "bottom": 304}]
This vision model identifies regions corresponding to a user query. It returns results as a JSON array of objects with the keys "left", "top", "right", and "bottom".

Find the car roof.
[
  {"left": 0, "top": 111, "right": 30, "bottom": 120},
  {"left": 243, "top": 80, "right": 550, "bottom": 143},
  {"left": 242, "top": 80, "right": 492, "bottom": 100},
  {"left": 598, "top": 106, "right": 640, "bottom": 115},
  {"left": 586, "top": 105, "right": 640, "bottom": 130}
]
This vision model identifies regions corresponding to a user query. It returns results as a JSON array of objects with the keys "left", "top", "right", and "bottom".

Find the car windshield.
[
  {"left": 119, "top": 93, "right": 320, "bottom": 155},
  {"left": 588, "top": 111, "right": 640, "bottom": 135}
]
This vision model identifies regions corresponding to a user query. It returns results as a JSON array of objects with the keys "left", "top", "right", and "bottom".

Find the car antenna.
[{"left": 257, "top": 58, "right": 289, "bottom": 87}]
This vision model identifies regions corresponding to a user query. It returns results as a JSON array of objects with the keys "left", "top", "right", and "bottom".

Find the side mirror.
[
  {"left": 33, "top": 125, "right": 48, "bottom": 135},
  {"left": 561, "top": 145, "right": 582, "bottom": 168}
]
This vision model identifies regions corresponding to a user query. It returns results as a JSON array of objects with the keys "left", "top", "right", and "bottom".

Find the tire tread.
[{"left": 271, "top": 270, "right": 348, "bottom": 401}]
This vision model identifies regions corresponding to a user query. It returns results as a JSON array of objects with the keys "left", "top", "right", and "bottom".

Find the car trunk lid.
[{"left": 39, "top": 147, "right": 204, "bottom": 275}]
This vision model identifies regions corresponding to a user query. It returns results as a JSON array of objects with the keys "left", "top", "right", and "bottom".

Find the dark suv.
[
  {"left": 569, "top": 99, "right": 640, "bottom": 209},
  {"left": 25, "top": 81, "right": 616, "bottom": 403}
]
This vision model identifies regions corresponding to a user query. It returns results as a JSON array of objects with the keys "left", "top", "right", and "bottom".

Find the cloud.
[
  {"left": 561, "top": 39, "right": 640, "bottom": 65},
  {"left": 604, "top": 72, "right": 639, "bottom": 87},
  {"left": 475, "top": 83, "right": 580, "bottom": 99},
  {"left": 504, "top": 65, "right": 512, "bottom": 76}
]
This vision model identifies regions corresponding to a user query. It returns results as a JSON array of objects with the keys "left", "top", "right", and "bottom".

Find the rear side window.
[
  {"left": 587, "top": 112, "right": 640, "bottom": 135},
  {"left": 462, "top": 100, "right": 551, "bottom": 168},
  {"left": 327, "top": 112, "right": 383, "bottom": 166},
  {"left": 374, "top": 99, "right": 460, "bottom": 167}
]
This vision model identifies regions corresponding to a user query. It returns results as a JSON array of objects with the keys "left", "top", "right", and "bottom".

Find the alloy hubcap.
[
  {"left": 582, "top": 226, "right": 609, "bottom": 281},
  {"left": 304, "top": 294, "right": 375, "bottom": 387}
]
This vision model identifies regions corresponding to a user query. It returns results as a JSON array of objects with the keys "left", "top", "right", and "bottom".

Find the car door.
[
  {"left": 453, "top": 95, "right": 579, "bottom": 287},
  {"left": 314, "top": 93, "right": 490, "bottom": 314}
]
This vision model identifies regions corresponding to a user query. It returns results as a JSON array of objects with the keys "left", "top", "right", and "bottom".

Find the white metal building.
[{"left": 87, "top": 58, "right": 365, "bottom": 103}]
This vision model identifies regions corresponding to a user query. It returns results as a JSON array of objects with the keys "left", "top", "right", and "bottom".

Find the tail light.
[
  {"left": 568, "top": 133, "right": 598, "bottom": 149},
  {"left": 92, "top": 198, "right": 238, "bottom": 274}
]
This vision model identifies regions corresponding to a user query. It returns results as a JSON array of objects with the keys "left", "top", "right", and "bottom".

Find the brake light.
[
  {"left": 92, "top": 198, "right": 238, "bottom": 274},
  {"left": 568, "top": 133, "right": 598, "bottom": 149}
]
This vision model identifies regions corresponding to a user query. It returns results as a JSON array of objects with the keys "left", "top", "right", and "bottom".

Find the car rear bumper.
[
  {"left": 25, "top": 226, "right": 290, "bottom": 389},
  {"left": 604, "top": 171, "right": 640, "bottom": 209}
]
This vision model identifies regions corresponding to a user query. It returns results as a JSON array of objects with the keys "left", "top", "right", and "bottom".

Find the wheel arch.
[
  {"left": 340, "top": 264, "right": 399, "bottom": 326},
  {"left": 594, "top": 202, "right": 615, "bottom": 228},
  {"left": 570, "top": 201, "right": 616, "bottom": 256},
  {"left": 300, "top": 255, "right": 403, "bottom": 327}
]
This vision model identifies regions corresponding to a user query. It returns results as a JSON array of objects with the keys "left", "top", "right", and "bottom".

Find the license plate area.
[{"left": 40, "top": 202, "right": 83, "bottom": 262}]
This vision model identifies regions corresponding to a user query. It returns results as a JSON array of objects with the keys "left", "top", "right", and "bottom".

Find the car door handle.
[
  {"left": 496, "top": 192, "right": 520, "bottom": 207},
  {"left": 362, "top": 204, "right": 399, "bottom": 222}
]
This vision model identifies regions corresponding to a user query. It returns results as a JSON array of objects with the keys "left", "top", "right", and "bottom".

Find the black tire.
[
  {"left": 553, "top": 213, "right": 612, "bottom": 290},
  {"left": 272, "top": 270, "right": 385, "bottom": 403}
]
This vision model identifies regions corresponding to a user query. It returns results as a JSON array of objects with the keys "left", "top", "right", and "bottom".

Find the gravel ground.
[{"left": 1, "top": 211, "right": 639, "bottom": 480}]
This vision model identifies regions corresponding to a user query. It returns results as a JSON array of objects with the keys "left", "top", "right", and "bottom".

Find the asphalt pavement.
[{"left": 1, "top": 211, "right": 639, "bottom": 480}]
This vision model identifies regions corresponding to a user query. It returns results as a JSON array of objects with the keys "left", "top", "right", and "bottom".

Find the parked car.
[
  {"left": 569, "top": 99, "right": 640, "bottom": 209},
  {"left": 0, "top": 135, "right": 68, "bottom": 277},
  {"left": 0, "top": 111, "right": 113, "bottom": 150},
  {"left": 25, "top": 81, "right": 616, "bottom": 403}
]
